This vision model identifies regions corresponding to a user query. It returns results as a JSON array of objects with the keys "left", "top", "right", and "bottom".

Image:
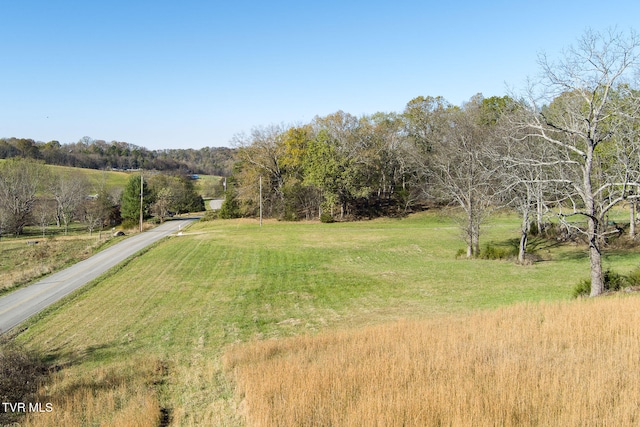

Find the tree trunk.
[
  {"left": 589, "top": 219, "right": 604, "bottom": 296},
  {"left": 466, "top": 210, "right": 475, "bottom": 258},
  {"left": 518, "top": 209, "right": 529, "bottom": 264},
  {"left": 630, "top": 201, "right": 636, "bottom": 239},
  {"left": 472, "top": 226, "right": 480, "bottom": 258},
  {"left": 585, "top": 146, "right": 604, "bottom": 296}
]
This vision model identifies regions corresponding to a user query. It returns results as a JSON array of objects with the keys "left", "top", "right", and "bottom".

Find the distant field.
[
  {"left": 194, "top": 174, "right": 223, "bottom": 199},
  {"left": 13, "top": 212, "right": 640, "bottom": 426},
  {"left": 44, "top": 164, "right": 131, "bottom": 191}
]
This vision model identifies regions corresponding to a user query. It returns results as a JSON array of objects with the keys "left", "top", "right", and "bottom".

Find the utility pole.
[
  {"left": 259, "top": 175, "right": 263, "bottom": 227},
  {"left": 139, "top": 172, "right": 144, "bottom": 232}
]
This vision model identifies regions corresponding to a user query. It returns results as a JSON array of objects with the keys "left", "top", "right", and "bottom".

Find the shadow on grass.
[
  {"left": 552, "top": 249, "right": 589, "bottom": 262},
  {"left": 525, "top": 236, "right": 565, "bottom": 252},
  {"left": 35, "top": 340, "right": 172, "bottom": 425},
  {"left": 495, "top": 236, "right": 572, "bottom": 262},
  {"left": 41, "top": 341, "right": 119, "bottom": 368}
]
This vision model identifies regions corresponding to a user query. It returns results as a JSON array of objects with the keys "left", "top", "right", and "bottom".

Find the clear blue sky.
[{"left": 2, "top": 0, "right": 639, "bottom": 150}]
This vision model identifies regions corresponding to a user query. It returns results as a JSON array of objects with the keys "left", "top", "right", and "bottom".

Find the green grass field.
[
  {"left": 13, "top": 211, "right": 640, "bottom": 425},
  {"left": 45, "top": 164, "right": 131, "bottom": 191}
]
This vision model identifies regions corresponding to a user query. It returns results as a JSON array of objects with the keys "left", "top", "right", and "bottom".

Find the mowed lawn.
[{"left": 15, "top": 212, "right": 640, "bottom": 426}]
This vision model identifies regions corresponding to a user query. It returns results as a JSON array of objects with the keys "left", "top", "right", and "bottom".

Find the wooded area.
[
  {"left": 0, "top": 137, "right": 235, "bottom": 176},
  {"left": 225, "top": 29, "right": 640, "bottom": 296}
]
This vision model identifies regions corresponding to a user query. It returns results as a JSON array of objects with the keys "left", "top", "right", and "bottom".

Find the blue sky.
[{"left": 2, "top": 0, "right": 640, "bottom": 150}]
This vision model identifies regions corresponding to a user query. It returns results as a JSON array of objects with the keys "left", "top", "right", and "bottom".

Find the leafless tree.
[
  {"left": 33, "top": 198, "right": 56, "bottom": 238},
  {"left": 49, "top": 171, "right": 89, "bottom": 235},
  {"left": 492, "top": 128, "right": 570, "bottom": 264},
  {"left": 431, "top": 96, "right": 501, "bottom": 257},
  {"left": 0, "top": 159, "right": 47, "bottom": 235},
  {"left": 515, "top": 28, "right": 640, "bottom": 295},
  {"left": 233, "top": 124, "right": 288, "bottom": 217}
]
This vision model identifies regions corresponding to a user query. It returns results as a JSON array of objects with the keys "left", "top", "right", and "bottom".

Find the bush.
[
  {"left": 626, "top": 266, "right": 640, "bottom": 287},
  {"left": 572, "top": 278, "right": 592, "bottom": 298},
  {"left": 0, "top": 339, "right": 48, "bottom": 424},
  {"left": 320, "top": 212, "right": 335, "bottom": 223},
  {"left": 119, "top": 218, "right": 139, "bottom": 230},
  {"left": 480, "top": 243, "right": 517, "bottom": 260},
  {"left": 572, "top": 269, "right": 631, "bottom": 298},
  {"left": 201, "top": 210, "right": 218, "bottom": 221},
  {"left": 603, "top": 269, "right": 627, "bottom": 292},
  {"left": 219, "top": 193, "right": 241, "bottom": 219}
]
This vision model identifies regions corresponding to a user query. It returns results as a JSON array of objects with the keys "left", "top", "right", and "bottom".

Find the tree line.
[
  {"left": 0, "top": 159, "right": 204, "bottom": 238},
  {"left": 224, "top": 29, "right": 640, "bottom": 297},
  {"left": 0, "top": 136, "right": 236, "bottom": 176}
]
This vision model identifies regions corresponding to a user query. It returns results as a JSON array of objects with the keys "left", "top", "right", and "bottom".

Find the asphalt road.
[
  {"left": 209, "top": 198, "right": 223, "bottom": 210},
  {"left": 0, "top": 217, "right": 198, "bottom": 333}
]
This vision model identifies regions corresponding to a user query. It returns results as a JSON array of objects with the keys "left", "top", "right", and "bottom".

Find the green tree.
[
  {"left": 174, "top": 176, "right": 205, "bottom": 213},
  {"left": 303, "top": 130, "right": 348, "bottom": 220},
  {"left": 120, "top": 174, "right": 154, "bottom": 223},
  {"left": 219, "top": 175, "right": 241, "bottom": 219}
]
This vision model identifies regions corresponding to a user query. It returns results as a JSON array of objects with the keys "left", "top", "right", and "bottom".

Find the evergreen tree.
[{"left": 120, "top": 175, "right": 154, "bottom": 222}]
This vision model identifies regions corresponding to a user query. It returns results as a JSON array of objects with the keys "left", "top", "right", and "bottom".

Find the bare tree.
[
  {"left": 493, "top": 130, "right": 569, "bottom": 264},
  {"left": 33, "top": 198, "right": 56, "bottom": 238},
  {"left": 82, "top": 192, "right": 113, "bottom": 237},
  {"left": 516, "top": 28, "right": 640, "bottom": 296},
  {"left": 0, "top": 159, "right": 47, "bottom": 235},
  {"left": 431, "top": 96, "right": 500, "bottom": 257},
  {"left": 49, "top": 171, "right": 89, "bottom": 235},
  {"left": 233, "top": 125, "right": 288, "bottom": 217}
]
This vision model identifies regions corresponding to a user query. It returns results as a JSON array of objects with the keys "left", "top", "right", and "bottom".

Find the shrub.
[
  {"left": 603, "top": 269, "right": 627, "bottom": 292},
  {"left": 201, "top": 210, "right": 218, "bottom": 221},
  {"left": 119, "top": 218, "right": 139, "bottom": 230},
  {"left": 0, "top": 339, "right": 48, "bottom": 424},
  {"left": 626, "top": 266, "right": 640, "bottom": 287},
  {"left": 480, "top": 243, "right": 517, "bottom": 260},
  {"left": 572, "top": 269, "right": 630, "bottom": 298},
  {"left": 320, "top": 212, "right": 335, "bottom": 223},
  {"left": 572, "top": 278, "right": 592, "bottom": 298},
  {"left": 219, "top": 194, "right": 241, "bottom": 219}
]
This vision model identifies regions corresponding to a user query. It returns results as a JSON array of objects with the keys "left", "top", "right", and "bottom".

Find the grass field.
[
  {"left": 225, "top": 296, "right": 640, "bottom": 426},
  {"left": 45, "top": 164, "right": 131, "bottom": 191},
  {"left": 11, "top": 211, "right": 640, "bottom": 425},
  {"left": 0, "top": 167, "right": 219, "bottom": 294},
  {"left": 0, "top": 232, "right": 117, "bottom": 295}
]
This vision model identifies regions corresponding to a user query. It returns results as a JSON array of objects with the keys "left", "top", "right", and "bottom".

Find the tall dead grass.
[
  {"left": 22, "top": 357, "right": 165, "bottom": 427},
  {"left": 225, "top": 295, "right": 640, "bottom": 426},
  {"left": 0, "top": 237, "right": 106, "bottom": 292}
]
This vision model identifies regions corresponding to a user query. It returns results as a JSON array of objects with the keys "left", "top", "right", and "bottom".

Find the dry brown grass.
[
  {"left": 22, "top": 357, "right": 164, "bottom": 427},
  {"left": 224, "top": 295, "right": 640, "bottom": 426},
  {"left": 0, "top": 237, "right": 107, "bottom": 292}
]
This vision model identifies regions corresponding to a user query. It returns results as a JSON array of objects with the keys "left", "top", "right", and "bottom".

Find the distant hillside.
[{"left": 0, "top": 137, "right": 236, "bottom": 176}]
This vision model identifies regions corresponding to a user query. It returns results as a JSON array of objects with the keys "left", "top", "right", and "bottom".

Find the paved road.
[
  {"left": 209, "top": 198, "right": 223, "bottom": 210},
  {"left": 0, "top": 218, "right": 198, "bottom": 333}
]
